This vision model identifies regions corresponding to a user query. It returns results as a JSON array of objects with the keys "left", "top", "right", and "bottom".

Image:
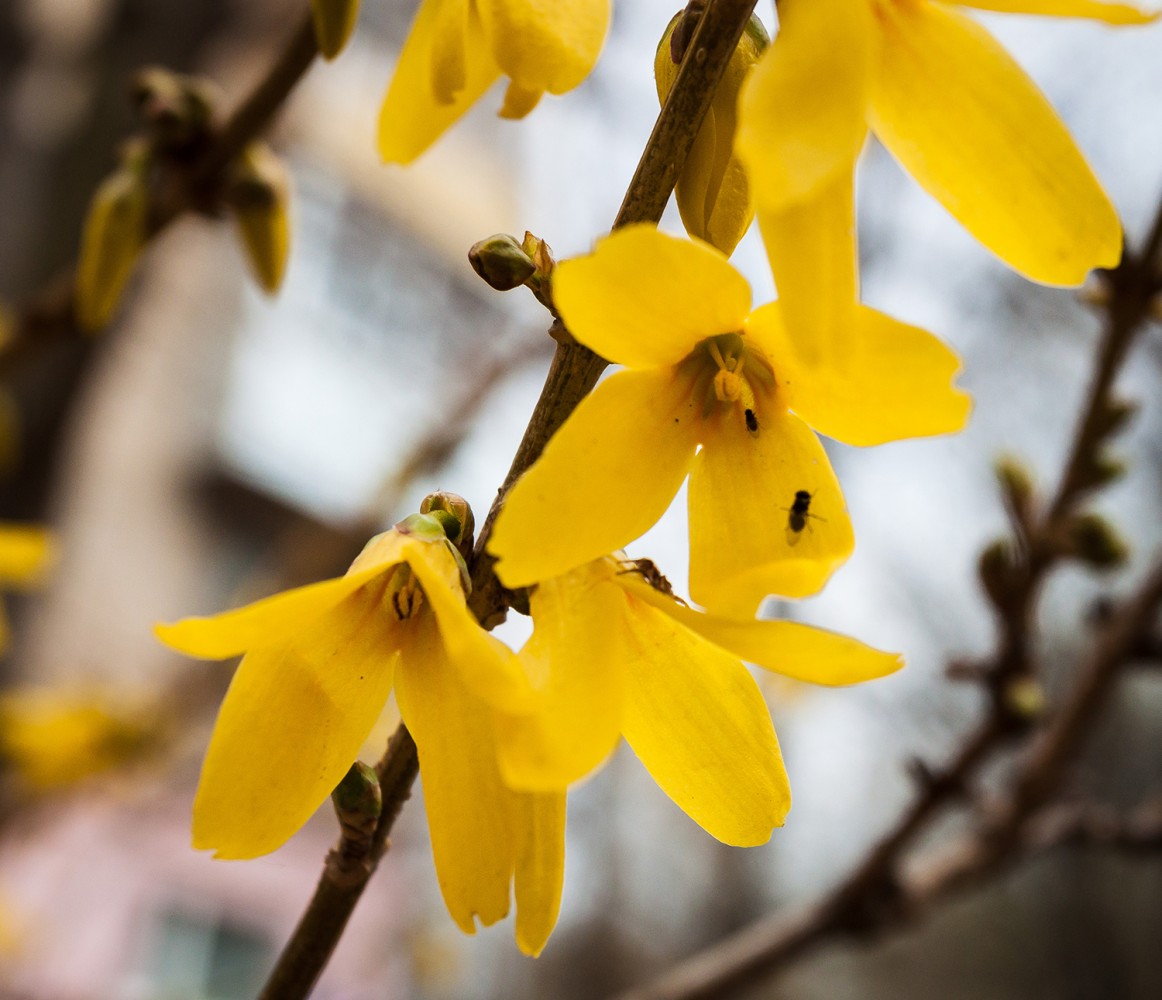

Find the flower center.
[
  {"left": 385, "top": 565, "right": 424, "bottom": 621},
  {"left": 682, "top": 332, "right": 775, "bottom": 436}
]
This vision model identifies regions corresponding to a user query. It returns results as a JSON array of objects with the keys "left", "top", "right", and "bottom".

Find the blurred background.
[{"left": 0, "top": 1, "right": 1160, "bottom": 998}]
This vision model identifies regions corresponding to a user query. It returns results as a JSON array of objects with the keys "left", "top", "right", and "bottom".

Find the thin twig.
[{"left": 260, "top": 3, "right": 761, "bottom": 996}]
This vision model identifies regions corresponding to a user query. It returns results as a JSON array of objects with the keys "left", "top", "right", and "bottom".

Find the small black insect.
[
  {"left": 783, "top": 489, "right": 825, "bottom": 545},
  {"left": 744, "top": 408, "right": 759, "bottom": 434},
  {"left": 616, "top": 558, "right": 687, "bottom": 606}
]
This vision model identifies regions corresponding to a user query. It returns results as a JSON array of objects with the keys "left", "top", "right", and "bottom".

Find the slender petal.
[
  {"left": 951, "top": 0, "right": 1159, "bottom": 25},
  {"left": 757, "top": 174, "right": 859, "bottom": 367},
  {"left": 378, "top": 0, "right": 502, "bottom": 165},
  {"left": 617, "top": 575, "right": 903, "bottom": 685},
  {"left": 395, "top": 613, "right": 519, "bottom": 933},
  {"left": 749, "top": 303, "right": 972, "bottom": 446},
  {"left": 497, "top": 564, "right": 624, "bottom": 790},
  {"left": 155, "top": 563, "right": 390, "bottom": 660},
  {"left": 513, "top": 790, "right": 566, "bottom": 957},
  {"left": 868, "top": 2, "right": 1121, "bottom": 285},
  {"left": 737, "top": 0, "right": 872, "bottom": 211},
  {"left": 553, "top": 225, "right": 752, "bottom": 369},
  {"left": 620, "top": 594, "right": 790, "bottom": 845},
  {"left": 688, "top": 408, "right": 853, "bottom": 616},
  {"left": 191, "top": 587, "right": 400, "bottom": 859},
  {"left": 489, "top": 368, "right": 700, "bottom": 587},
  {"left": 477, "top": 0, "right": 610, "bottom": 95}
]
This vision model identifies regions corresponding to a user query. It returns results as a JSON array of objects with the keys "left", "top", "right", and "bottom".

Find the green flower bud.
[
  {"left": 311, "top": 0, "right": 361, "bottom": 60},
  {"left": 226, "top": 143, "right": 291, "bottom": 294},
  {"left": 469, "top": 234, "right": 537, "bottom": 291},
  {"left": 656, "top": 11, "right": 768, "bottom": 255},
  {"left": 131, "top": 67, "right": 217, "bottom": 151},
  {"left": 1065, "top": 513, "right": 1128, "bottom": 570},
  {"left": 1002, "top": 675, "right": 1045, "bottom": 721},
  {"left": 332, "top": 761, "right": 382, "bottom": 843},
  {"left": 978, "top": 538, "right": 1019, "bottom": 609},
  {"left": 994, "top": 455, "right": 1035, "bottom": 532},
  {"left": 75, "top": 161, "right": 151, "bottom": 332},
  {"left": 420, "top": 491, "right": 475, "bottom": 564}
]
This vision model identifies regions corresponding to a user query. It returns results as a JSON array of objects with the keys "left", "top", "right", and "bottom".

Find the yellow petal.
[
  {"left": 310, "top": 0, "right": 361, "bottom": 59},
  {"left": 489, "top": 368, "right": 699, "bottom": 587},
  {"left": 499, "top": 80, "right": 543, "bottom": 118},
  {"left": 756, "top": 173, "right": 859, "bottom": 367},
  {"left": 497, "top": 563, "right": 624, "bottom": 790},
  {"left": 398, "top": 535, "right": 531, "bottom": 710},
  {"left": 951, "top": 0, "right": 1159, "bottom": 26},
  {"left": 477, "top": 0, "right": 610, "bottom": 95},
  {"left": 617, "top": 575, "right": 903, "bottom": 685},
  {"left": 688, "top": 408, "right": 853, "bottom": 616},
  {"left": 192, "top": 587, "right": 400, "bottom": 859},
  {"left": 513, "top": 790, "right": 566, "bottom": 956},
  {"left": 0, "top": 525, "right": 55, "bottom": 588},
  {"left": 620, "top": 594, "right": 790, "bottom": 845},
  {"left": 869, "top": 2, "right": 1121, "bottom": 285},
  {"left": 750, "top": 303, "right": 972, "bottom": 446},
  {"left": 155, "top": 563, "right": 389, "bottom": 660},
  {"left": 378, "top": 0, "right": 502, "bottom": 165},
  {"left": 395, "top": 613, "right": 517, "bottom": 933},
  {"left": 737, "top": 0, "right": 871, "bottom": 212},
  {"left": 553, "top": 225, "right": 752, "bottom": 369}
]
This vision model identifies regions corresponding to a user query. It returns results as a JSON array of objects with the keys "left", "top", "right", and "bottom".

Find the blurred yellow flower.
[
  {"left": 378, "top": 0, "right": 610, "bottom": 164},
  {"left": 488, "top": 226, "right": 970, "bottom": 618},
  {"left": 497, "top": 556, "right": 902, "bottom": 844},
  {"left": 0, "top": 688, "right": 155, "bottom": 791},
  {"left": 739, "top": 0, "right": 1157, "bottom": 291},
  {"left": 156, "top": 514, "right": 563, "bottom": 956},
  {"left": 0, "top": 524, "right": 55, "bottom": 653}
]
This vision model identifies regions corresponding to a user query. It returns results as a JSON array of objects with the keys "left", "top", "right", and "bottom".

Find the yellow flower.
[
  {"left": 738, "top": 0, "right": 1157, "bottom": 291},
  {"left": 156, "top": 513, "right": 563, "bottom": 955},
  {"left": 497, "top": 557, "right": 903, "bottom": 845},
  {"left": 0, "top": 688, "right": 157, "bottom": 791},
  {"left": 378, "top": 0, "right": 611, "bottom": 164},
  {"left": 0, "top": 524, "right": 56, "bottom": 653},
  {"left": 488, "top": 225, "right": 970, "bottom": 618}
]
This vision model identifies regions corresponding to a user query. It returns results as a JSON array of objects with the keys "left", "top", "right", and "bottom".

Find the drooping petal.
[
  {"left": 477, "top": 0, "right": 610, "bottom": 95},
  {"left": 489, "top": 368, "right": 700, "bottom": 587},
  {"left": 951, "top": 0, "right": 1158, "bottom": 26},
  {"left": 191, "top": 587, "right": 400, "bottom": 859},
  {"left": 155, "top": 562, "right": 390, "bottom": 660},
  {"left": 868, "top": 2, "right": 1121, "bottom": 285},
  {"left": 737, "top": 0, "right": 872, "bottom": 212},
  {"left": 756, "top": 174, "right": 859, "bottom": 367},
  {"left": 512, "top": 790, "right": 566, "bottom": 957},
  {"left": 378, "top": 0, "right": 502, "bottom": 165},
  {"left": 619, "top": 593, "right": 789, "bottom": 845},
  {"left": 394, "top": 612, "right": 517, "bottom": 933},
  {"left": 398, "top": 534, "right": 532, "bottom": 711},
  {"left": 497, "top": 563, "right": 624, "bottom": 790},
  {"left": 688, "top": 408, "right": 853, "bottom": 616},
  {"left": 0, "top": 525, "right": 55, "bottom": 588},
  {"left": 749, "top": 303, "right": 972, "bottom": 446},
  {"left": 617, "top": 575, "right": 903, "bottom": 685},
  {"left": 553, "top": 225, "right": 752, "bottom": 369}
]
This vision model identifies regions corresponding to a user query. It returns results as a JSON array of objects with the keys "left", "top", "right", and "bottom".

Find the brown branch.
[
  {"left": 1, "top": 12, "right": 319, "bottom": 377},
  {"left": 260, "top": 2, "right": 761, "bottom": 996}
]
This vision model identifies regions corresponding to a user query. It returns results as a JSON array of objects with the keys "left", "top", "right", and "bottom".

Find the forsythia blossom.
[
  {"left": 488, "top": 226, "right": 970, "bottom": 618},
  {"left": 156, "top": 510, "right": 564, "bottom": 955},
  {"left": 379, "top": 0, "right": 611, "bottom": 164},
  {"left": 497, "top": 556, "right": 903, "bottom": 844}
]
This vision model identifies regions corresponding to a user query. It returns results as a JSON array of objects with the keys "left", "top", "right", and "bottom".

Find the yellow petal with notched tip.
[
  {"left": 950, "top": 0, "right": 1158, "bottom": 25},
  {"left": 553, "top": 225, "right": 752, "bottom": 369},
  {"left": 395, "top": 613, "right": 521, "bottom": 934},
  {"left": 513, "top": 789, "right": 566, "bottom": 956},
  {"left": 477, "top": 0, "right": 610, "bottom": 95},
  {"left": 378, "top": 0, "right": 502, "bottom": 165},
  {"left": 618, "top": 575, "right": 903, "bottom": 685},
  {"left": 689, "top": 408, "right": 853, "bottom": 617},
  {"left": 737, "top": 0, "right": 871, "bottom": 212},
  {"left": 489, "top": 367, "right": 700, "bottom": 587},
  {"left": 620, "top": 592, "right": 789, "bottom": 845},
  {"left": 191, "top": 587, "right": 400, "bottom": 859},
  {"left": 869, "top": 1, "right": 1121, "bottom": 285},
  {"left": 749, "top": 303, "right": 972, "bottom": 447},
  {"left": 497, "top": 562, "right": 624, "bottom": 790},
  {"left": 756, "top": 174, "right": 859, "bottom": 367}
]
